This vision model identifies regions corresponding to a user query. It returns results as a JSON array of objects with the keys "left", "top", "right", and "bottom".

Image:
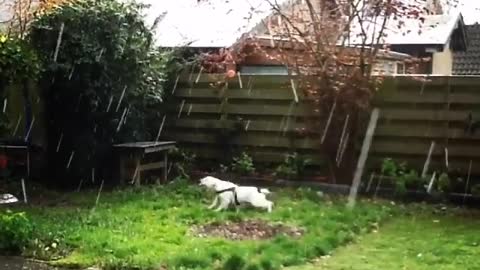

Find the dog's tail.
[{"left": 259, "top": 188, "right": 271, "bottom": 195}]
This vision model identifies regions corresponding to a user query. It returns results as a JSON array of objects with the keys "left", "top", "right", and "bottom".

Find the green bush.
[
  {"left": 0, "top": 35, "right": 41, "bottom": 85},
  {"left": 471, "top": 184, "right": 480, "bottom": 196},
  {"left": 0, "top": 210, "right": 33, "bottom": 254},
  {"left": 380, "top": 158, "right": 425, "bottom": 195},
  {"left": 29, "top": 0, "right": 173, "bottom": 184},
  {"left": 436, "top": 172, "right": 451, "bottom": 193},
  {"left": 274, "top": 152, "right": 311, "bottom": 180},
  {"left": 0, "top": 35, "right": 41, "bottom": 136},
  {"left": 231, "top": 152, "right": 255, "bottom": 176}
]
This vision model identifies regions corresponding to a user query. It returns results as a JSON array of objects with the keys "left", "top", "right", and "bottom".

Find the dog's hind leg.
[{"left": 207, "top": 196, "right": 218, "bottom": 209}]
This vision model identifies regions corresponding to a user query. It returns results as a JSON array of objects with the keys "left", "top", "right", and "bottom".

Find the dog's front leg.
[
  {"left": 214, "top": 204, "right": 226, "bottom": 212},
  {"left": 207, "top": 196, "right": 218, "bottom": 209},
  {"left": 214, "top": 199, "right": 229, "bottom": 212}
]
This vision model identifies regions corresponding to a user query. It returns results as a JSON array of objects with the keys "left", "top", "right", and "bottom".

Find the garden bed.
[
  {"left": 190, "top": 220, "right": 304, "bottom": 240},
  {"left": 0, "top": 256, "right": 68, "bottom": 270}
]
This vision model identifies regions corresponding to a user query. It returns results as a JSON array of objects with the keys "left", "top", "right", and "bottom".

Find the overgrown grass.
[
  {"left": 2, "top": 181, "right": 394, "bottom": 270},
  {"left": 290, "top": 206, "right": 480, "bottom": 270}
]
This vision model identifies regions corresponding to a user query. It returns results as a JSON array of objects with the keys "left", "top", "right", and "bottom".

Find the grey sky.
[{"left": 450, "top": 0, "right": 480, "bottom": 24}]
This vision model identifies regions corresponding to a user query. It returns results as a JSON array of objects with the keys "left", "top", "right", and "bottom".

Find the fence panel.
[{"left": 164, "top": 74, "right": 480, "bottom": 178}]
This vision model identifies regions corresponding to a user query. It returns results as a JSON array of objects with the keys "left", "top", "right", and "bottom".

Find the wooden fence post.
[{"left": 347, "top": 108, "right": 380, "bottom": 209}]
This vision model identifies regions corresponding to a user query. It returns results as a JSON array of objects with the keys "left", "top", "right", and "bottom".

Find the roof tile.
[{"left": 453, "top": 24, "right": 480, "bottom": 75}]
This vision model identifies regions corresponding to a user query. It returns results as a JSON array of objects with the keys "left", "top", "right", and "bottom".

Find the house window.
[
  {"left": 385, "top": 62, "right": 395, "bottom": 74},
  {"left": 372, "top": 60, "right": 404, "bottom": 75},
  {"left": 396, "top": 62, "right": 406, "bottom": 74},
  {"left": 239, "top": 65, "right": 290, "bottom": 75}
]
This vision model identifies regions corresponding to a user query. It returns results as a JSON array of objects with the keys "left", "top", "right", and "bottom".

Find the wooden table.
[{"left": 113, "top": 141, "right": 176, "bottom": 185}]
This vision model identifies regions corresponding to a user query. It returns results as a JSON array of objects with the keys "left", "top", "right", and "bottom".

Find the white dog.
[{"left": 199, "top": 176, "right": 274, "bottom": 212}]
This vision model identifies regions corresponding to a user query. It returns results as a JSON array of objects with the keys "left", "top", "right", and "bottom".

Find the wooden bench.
[{"left": 113, "top": 141, "right": 176, "bottom": 185}]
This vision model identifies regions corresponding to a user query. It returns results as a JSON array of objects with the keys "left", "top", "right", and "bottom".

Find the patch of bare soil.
[
  {"left": 190, "top": 220, "right": 304, "bottom": 240},
  {"left": 0, "top": 257, "right": 68, "bottom": 270}
]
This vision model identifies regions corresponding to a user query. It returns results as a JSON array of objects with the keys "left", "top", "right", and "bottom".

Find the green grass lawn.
[
  {"left": 3, "top": 181, "right": 393, "bottom": 270},
  {"left": 290, "top": 206, "right": 480, "bottom": 270},
  {"left": 4, "top": 181, "right": 479, "bottom": 270}
]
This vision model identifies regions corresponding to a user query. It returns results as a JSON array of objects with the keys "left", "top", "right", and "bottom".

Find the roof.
[
  {"left": 453, "top": 24, "right": 480, "bottom": 75},
  {"left": 254, "top": 35, "right": 412, "bottom": 60},
  {"left": 137, "top": 0, "right": 291, "bottom": 48},
  {"left": 344, "top": 12, "right": 465, "bottom": 47}
]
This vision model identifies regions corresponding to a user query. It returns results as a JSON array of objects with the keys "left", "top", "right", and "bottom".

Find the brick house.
[{"left": 145, "top": 0, "right": 466, "bottom": 76}]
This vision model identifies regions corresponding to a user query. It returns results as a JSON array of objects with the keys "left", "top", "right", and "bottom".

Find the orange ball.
[{"left": 226, "top": 69, "right": 236, "bottom": 78}]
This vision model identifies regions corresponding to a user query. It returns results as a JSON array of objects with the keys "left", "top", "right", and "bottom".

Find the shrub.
[
  {"left": 274, "top": 152, "right": 311, "bottom": 180},
  {"left": 0, "top": 35, "right": 41, "bottom": 136},
  {"left": 472, "top": 184, "right": 480, "bottom": 196},
  {"left": 231, "top": 152, "right": 255, "bottom": 176},
  {"left": 0, "top": 210, "right": 33, "bottom": 254},
  {"left": 0, "top": 35, "right": 41, "bottom": 86},
  {"left": 380, "top": 158, "right": 425, "bottom": 195},
  {"left": 436, "top": 172, "right": 451, "bottom": 193},
  {"left": 29, "top": 0, "right": 173, "bottom": 184}
]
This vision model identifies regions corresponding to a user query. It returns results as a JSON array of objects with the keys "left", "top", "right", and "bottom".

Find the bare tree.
[{"left": 5, "top": 0, "right": 69, "bottom": 37}]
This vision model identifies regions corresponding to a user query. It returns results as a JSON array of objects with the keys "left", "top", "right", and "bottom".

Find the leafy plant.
[
  {"left": 471, "top": 184, "right": 480, "bottom": 197},
  {"left": 0, "top": 35, "right": 41, "bottom": 85},
  {"left": 381, "top": 158, "right": 405, "bottom": 177},
  {"left": 380, "top": 158, "right": 424, "bottom": 195},
  {"left": 0, "top": 35, "right": 41, "bottom": 136},
  {"left": 231, "top": 152, "right": 255, "bottom": 176},
  {"left": 169, "top": 147, "right": 196, "bottom": 179},
  {"left": 29, "top": 0, "right": 173, "bottom": 183},
  {"left": 436, "top": 172, "right": 451, "bottom": 193},
  {"left": 274, "top": 152, "right": 312, "bottom": 180},
  {"left": 0, "top": 210, "right": 33, "bottom": 254},
  {"left": 219, "top": 163, "right": 229, "bottom": 174}
]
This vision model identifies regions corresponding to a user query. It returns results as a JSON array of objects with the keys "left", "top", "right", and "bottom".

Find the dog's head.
[
  {"left": 259, "top": 188, "right": 271, "bottom": 195},
  {"left": 199, "top": 176, "right": 219, "bottom": 189}
]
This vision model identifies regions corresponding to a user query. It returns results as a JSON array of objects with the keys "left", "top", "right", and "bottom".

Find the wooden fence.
[
  {"left": 162, "top": 74, "right": 329, "bottom": 168},
  {"left": 163, "top": 74, "right": 480, "bottom": 178},
  {"left": 373, "top": 76, "right": 480, "bottom": 175}
]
